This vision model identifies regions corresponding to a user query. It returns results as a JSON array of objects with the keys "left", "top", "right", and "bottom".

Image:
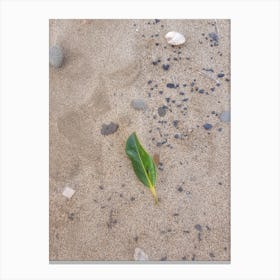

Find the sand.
[{"left": 49, "top": 19, "right": 230, "bottom": 262}]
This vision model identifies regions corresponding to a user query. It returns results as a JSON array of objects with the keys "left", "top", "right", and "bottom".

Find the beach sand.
[{"left": 49, "top": 19, "right": 230, "bottom": 261}]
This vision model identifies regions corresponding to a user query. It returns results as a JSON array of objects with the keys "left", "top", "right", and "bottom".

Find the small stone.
[
  {"left": 220, "top": 111, "right": 231, "bottom": 123},
  {"left": 177, "top": 186, "right": 183, "bottom": 192},
  {"left": 166, "top": 83, "right": 175, "bottom": 88},
  {"left": 158, "top": 106, "right": 167, "bottom": 117},
  {"left": 198, "top": 89, "right": 205, "bottom": 94},
  {"left": 134, "top": 248, "right": 149, "bottom": 261},
  {"left": 101, "top": 122, "right": 119, "bottom": 135},
  {"left": 49, "top": 45, "right": 64, "bottom": 68},
  {"left": 208, "top": 32, "right": 219, "bottom": 42},
  {"left": 162, "top": 64, "right": 170, "bottom": 71},
  {"left": 62, "top": 186, "right": 75, "bottom": 199},
  {"left": 217, "top": 73, "right": 225, "bottom": 78},
  {"left": 195, "top": 224, "right": 202, "bottom": 231},
  {"left": 173, "top": 120, "right": 179, "bottom": 128},
  {"left": 203, "top": 123, "right": 213, "bottom": 130},
  {"left": 131, "top": 99, "right": 147, "bottom": 111}
]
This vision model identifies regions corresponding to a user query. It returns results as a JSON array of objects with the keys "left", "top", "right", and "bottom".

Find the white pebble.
[
  {"left": 165, "top": 31, "right": 186, "bottom": 45},
  {"left": 134, "top": 248, "right": 149, "bottom": 261},
  {"left": 62, "top": 186, "right": 76, "bottom": 199}
]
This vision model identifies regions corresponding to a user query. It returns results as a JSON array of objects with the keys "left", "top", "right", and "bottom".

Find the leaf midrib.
[{"left": 134, "top": 136, "right": 153, "bottom": 188}]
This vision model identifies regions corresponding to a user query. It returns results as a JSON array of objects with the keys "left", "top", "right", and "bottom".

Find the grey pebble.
[
  {"left": 131, "top": 99, "right": 147, "bottom": 111},
  {"left": 203, "top": 123, "right": 213, "bottom": 130},
  {"left": 101, "top": 122, "right": 119, "bottom": 135},
  {"left": 208, "top": 32, "right": 219, "bottom": 42},
  {"left": 158, "top": 106, "right": 167, "bottom": 117},
  {"left": 195, "top": 224, "right": 202, "bottom": 231},
  {"left": 49, "top": 45, "right": 64, "bottom": 68},
  {"left": 220, "top": 111, "right": 230, "bottom": 123}
]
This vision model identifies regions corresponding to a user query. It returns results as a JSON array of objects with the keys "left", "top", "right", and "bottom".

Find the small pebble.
[
  {"left": 134, "top": 248, "right": 149, "bottom": 261},
  {"left": 217, "top": 73, "right": 225, "bottom": 78},
  {"left": 195, "top": 224, "right": 202, "bottom": 231},
  {"left": 162, "top": 64, "right": 170, "bottom": 71},
  {"left": 208, "top": 32, "right": 219, "bottom": 42},
  {"left": 220, "top": 111, "right": 230, "bottom": 122},
  {"left": 131, "top": 99, "right": 147, "bottom": 111},
  {"left": 166, "top": 83, "right": 175, "bottom": 88},
  {"left": 158, "top": 106, "right": 167, "bottom": 117},
  {"left": 101, "top": 122, "right": 119, "bottom": 135},
  {"left": 49, "top": 45, "right": 64, "bottom": 68},
  {"left": 203, "top": 123, "right": 213, "bottom": 130}
]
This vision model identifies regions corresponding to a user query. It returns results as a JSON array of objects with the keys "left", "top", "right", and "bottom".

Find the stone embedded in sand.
[
  {"left": 62, "top": 186, "right": 76, "bottom": 199},
  {"left": 131, "top": 99, "right": 147, "bottom": 111},
  {"left": 220, "top": 111, "right": 231, "bottom": 123},
  {"left": 165, "top": 31, "right": 186, "bottom": 45},
  {"left": 49, "top": 45, "right": 64, "bottom": 68},
  {"left": 158, "top": 106, "right": 167, "bottom": 117},
  {"left": 134, "top": 248, "right": 149, "bottom": 261},
  {"left": 101, "top": 122, "right": 119, "bottom": 135}
]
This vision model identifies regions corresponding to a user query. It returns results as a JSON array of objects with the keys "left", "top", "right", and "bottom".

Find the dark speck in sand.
[
  {"left": 208, "top": 32, "right": 219, "bottom": 42},
  {"left": 209, "top": 252, "right": 215, "bottom": 258},
  {"left": 162, "top": 64, "right": 170, "bottom": 71},
  {"left": 158, "top": 106, "right": 167, "bottom": 117},
  {"left": 152, "top": 61, "right": 158, "bottom": 66},
  {"left": 210, "top": 87, "right": 215, "bottom": 92},
  {"left": 101, "top": 122, "right": 119, "bottom": 135},
  {"left": 165, "top": 97, "right": 170, "bottom": 103},
  {"left": 218, "top": 127, "right": 222, "bottom": 132},
  {"left": 217, "top": 73, "right": 225, "bottom": 78},
  {"left": 177, "top": 186, "right": 183, "bottom": 192},
  {"left": 195, "top": 224, "right": 202, "bottom": 231},
  {"left": 179, "top": 92, "right": 185, "bottom": 95},
  {"left": 203, "top": 123, "right": 213, "bottom": 130},
  {"left": 155, "top": 19, "right": 160, "bottom": 24},
  {"left": 198, "top": 89, "right": 205, "bottom": 94},
  {"left": 167, "top": 83, "right": 175, "bottom": 88},
  {"left": 148, "top": 80, "right": 152, "bottom": 84},
  {"left": 174, "top": 134, "right": 180, "bottom": 139},
  {"left": 160, "top": 256, "right": 167, "bottom": 261},
  {"left": 173, "top": 120, "right": 179, "bottom": 128}
]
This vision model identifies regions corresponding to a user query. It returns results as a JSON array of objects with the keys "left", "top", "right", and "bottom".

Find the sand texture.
[{"left": 49, "top": 19, "right": 230, "bottom": 262}]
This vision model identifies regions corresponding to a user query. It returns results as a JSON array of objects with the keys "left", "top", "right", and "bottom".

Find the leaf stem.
[{"left": 150, "top": 185, "right": 158, "bottom": 204}]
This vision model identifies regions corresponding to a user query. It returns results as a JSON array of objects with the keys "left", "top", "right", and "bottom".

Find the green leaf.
[{"left": 125, "top": 132, "right": 158, "bottom": 203}]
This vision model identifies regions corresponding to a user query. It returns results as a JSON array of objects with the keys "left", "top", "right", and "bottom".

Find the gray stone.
[
  {"left": 158, "top": 106, "right": 167, "bottom": 117},
  {"left": 49, "top": 45, "right": 64, "bottom": 68},
  {"left": 101, "top": 122, "right": 119, "bottom": 135},
  {"left": 220, "top": 111, "right": 230, "bottom": 123},
  {"left": 131, "top": 99, "right": 147, "bottom": 111}
]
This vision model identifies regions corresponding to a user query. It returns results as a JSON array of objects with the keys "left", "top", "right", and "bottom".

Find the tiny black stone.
[
  {"left": 160, "top": 256, "right": 167, "bottom": 261},
  {"left": 195, "top": 224, "right": 202, "bottom": 231},
  {"left": 173, "top": 120, "right": 179, "bottom": 128},
  {"left": 162, "top": 64, "right": 170, "bottom": 71},
  {"left": 217, "top": 73, "right": 225, "bottom": 78},
  {"left": 165, "top": 97, "right": 170, "bottom": 103},
  {"left": 209, "top": 252, "right": 215, "bottom": 258},
  {"left": 159, "top": 90, "right": 163, "bottom": 94},
  {"left": 148, "top": 80, "right": 152, "bottom": 84},
  {"left": 155, "top": 19, "right": 160, "bottom": 23},
  {"left": 177, "top": 186, "right": 183, "bottom": 192},
  {"left": 130, "top": 197, "right": 135, "bottom": 201},
  {"left": 203, "top": 123, "right": 213, "bottom": 130},
  {"left": 174, "top": 134, "right": 180, "bottom": 139},
  {"left": 166, "top": 83, "right": 175, "bottom": 88},
  {"left": 179, "top": 92, "right": 185, "bottom": 95},
  {"left": 198, "top": 89, "right": 205, "bottom": 94}
]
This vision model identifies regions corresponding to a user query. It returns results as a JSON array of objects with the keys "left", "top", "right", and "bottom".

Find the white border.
[{"left": 1, "top": 0, "right": 279, "bottom": 279}]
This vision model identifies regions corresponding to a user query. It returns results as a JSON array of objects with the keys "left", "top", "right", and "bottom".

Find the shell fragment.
[
  {"left": 62, "top": 186, "right": 76, "bottom": 199},
  {"left": 134, "top": 247, "right": 149, "bottom": 261},
  {"left": 165, "top": 31, "right": 186, "bottom": 45}
]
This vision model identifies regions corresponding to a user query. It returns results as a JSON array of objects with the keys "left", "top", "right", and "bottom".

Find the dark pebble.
[
  {"left": 179, "top": 92, "right": 185, "bottom": 95},
  {"left": 166, "top": 83, "right": 175, "bottom": 88},
  {"left": 177, "top": 186, "right": 183, "bottom": 192},
  {"left": 162, "top": 64, "right": 170, "bottom": 71},
  {"left": 208, "top": 32, "right": 219, "bottom": 42},
  {"left": 195, "top": 224, "right": 202, "bottom": 231},
  {"left": 165, "top": 97, "right": 170, "bottom": 103},
  {"left": 160, "top": 256, "right": 167, "bottom": 261},
  {"left": 101, "top": 122, "right": 119, "bottom": 135},
  {"left": 155, "top": 19, "right": 160, "bottom": 24},
  {"left": 217, "top": 73, "right": 225, "bottom": 78},
  {"left": 158, "top": 106, "right": 167, "bottom": 117},
  {"left": 198, "top": 89, "right": 205, "bottom": 94},
  {"left": 173, "top": 120, "right": 179, "bottom": 128},
  {"left": 174, "top": 134, "right": 180, "bottom": 139},
  {"left": 203, "top": 123, "right": 213, "bottom": 130}
]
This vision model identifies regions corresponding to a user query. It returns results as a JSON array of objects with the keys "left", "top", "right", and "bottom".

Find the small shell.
[
  {"left": 165, "top": 31, "right": 186, "bottom": 45},
  {"left": 62, "top": 186, "right": 76, "bottom": 199},
  {"left": 134, "top": 248, "right": 149, "bottom": 261}
]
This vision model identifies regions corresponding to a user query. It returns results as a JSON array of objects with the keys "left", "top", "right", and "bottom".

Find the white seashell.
[
  {"left": 134, "top": 248, "right": 149, "bottom": 261},
  {"left": 62, "top": 186, "right": 76, "bottom": 199},
  {"left": 165, "top": 31, "right": 186, "bottom": 45}
]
